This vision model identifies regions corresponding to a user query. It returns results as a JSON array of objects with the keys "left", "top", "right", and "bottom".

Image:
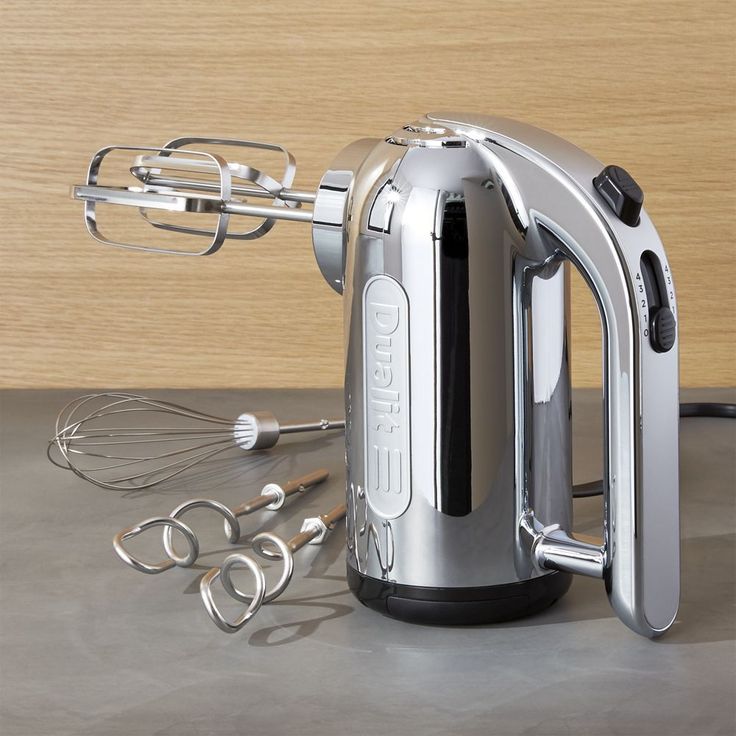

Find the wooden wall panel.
[{"left": 1, "top": 0, "right": 733, "bottom": 388}]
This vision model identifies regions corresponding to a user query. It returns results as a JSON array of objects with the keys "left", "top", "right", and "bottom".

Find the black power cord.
[
  {"left": 678, "top": 402, "right": 736, "bottom": 419},
  {"left": 572, "top": 402, "right": 736, "bottom": 499}
]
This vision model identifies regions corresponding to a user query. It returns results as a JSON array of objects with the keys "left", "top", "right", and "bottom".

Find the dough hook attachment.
[
  {"left": 113, "top": 516, "right": 199, "bottom": 575},
  {"left": 112, "top": 469, "right": 329, "bottom": 574},
  {"left": 200, "top": 556, "right": 267, "bottom": 634},
  {"left": 200, "top": 502, "right": 346, "bottom": 633}
]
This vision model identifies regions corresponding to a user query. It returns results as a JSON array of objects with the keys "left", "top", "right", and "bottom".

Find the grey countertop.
[{"left": 1, "top": 388, "right": 734, "bottom": 736}]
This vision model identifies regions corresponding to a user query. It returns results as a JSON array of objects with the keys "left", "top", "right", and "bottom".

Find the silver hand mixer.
[
  {"left": 72, "top": 115, "right": 681, "bottom": 637},
  {"left": 49, "top": 392, "right": 343, "bottom": 490}
]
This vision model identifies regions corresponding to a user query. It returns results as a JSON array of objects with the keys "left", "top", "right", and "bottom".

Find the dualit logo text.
[
  {"left": 362, "top": 275, "right": 411, "bottom": 519},
  {"left": 368, "top": 302, "right": 400, "bottom": 433}
]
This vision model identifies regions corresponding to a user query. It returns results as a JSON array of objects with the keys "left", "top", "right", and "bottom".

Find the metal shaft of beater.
[
  {"left": 231, "top": 468, "right": 330, "bottom": 517},
  {"left": 223, "top": 200, "right": 313, "bottom": 223},
  {"left": 288, "top": 503, "right": 347, "bottom": 552},
  {"left": 137, "top": 175, "right": 317, "bottom": 204},
  {"left": 70, "top": 185, "right": 315, "bottom": 223}
]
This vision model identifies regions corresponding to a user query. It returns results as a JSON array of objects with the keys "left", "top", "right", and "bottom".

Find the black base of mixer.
[{"left": 347, "top": 566, "right": 572, "bottom": 626}]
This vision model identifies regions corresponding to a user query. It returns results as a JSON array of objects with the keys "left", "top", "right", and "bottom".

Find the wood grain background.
[{"left": 1, "top": 0, "right": 733, "bottom": 388}]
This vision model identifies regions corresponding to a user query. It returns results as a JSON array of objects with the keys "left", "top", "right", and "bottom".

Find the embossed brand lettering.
[
  {"left": 363, "top": 276, "right": 411, "bottom": 519},
  {"left": 369, "top": 302, "right": 400, "bottom": 435}
]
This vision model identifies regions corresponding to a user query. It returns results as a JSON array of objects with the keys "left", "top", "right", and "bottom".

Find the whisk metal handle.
[
  {"left": 279, "top": 418, "right": 346, "bottom": 434},
  {"left": 233, "top": 412, "right": 345, "bottom": 451}
]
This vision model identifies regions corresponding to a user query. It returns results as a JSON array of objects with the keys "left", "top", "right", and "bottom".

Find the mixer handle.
[
  {"left": 529, "top": 208, "right": 679, "bottom": 638},
  {"left": 432, "top": 113, "right": 681, "bottom": 637}
]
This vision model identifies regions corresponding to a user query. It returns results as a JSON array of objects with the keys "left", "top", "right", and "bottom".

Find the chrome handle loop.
[
  {"left": 199, "top": 554, "right": 266, "bottom": 634},
  {"left": 163, "top": 498, "right": 241, "bottom": 561},
  {"left": 226, "top": 532, "right": 295, "bottom": 604},
  {"left": 113, "top": 516, "right": 199, "bottom": 574}
]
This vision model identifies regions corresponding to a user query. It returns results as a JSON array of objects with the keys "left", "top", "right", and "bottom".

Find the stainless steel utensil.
[
  {"left": 112, "top": 469, "right": 330, "bottom": 574},
  {"left": 200, "top": 502, "right": 346, "bottom": 633},
  {"left": 71, "top": 138, "right": 315, "bottom": 254},
  {"left": 113, "top": 516, "right": 199, "bottom": 575},
  {"left": 48, "top": 392, "right": 343, "bottom": 490}
]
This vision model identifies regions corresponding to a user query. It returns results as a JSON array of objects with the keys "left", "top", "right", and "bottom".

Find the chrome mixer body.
[
  {"left": 312, "top": 115, "right": 679, "bottom": 635},
  {"left": 327, "top": 122, "right": 574, "bottom": 623}
]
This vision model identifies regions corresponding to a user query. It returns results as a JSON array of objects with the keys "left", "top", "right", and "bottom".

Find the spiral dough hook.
[
  {"left": 200, "top": 502, "right": 347, "bottom": 633},
  {"left": 112, "top": 469, "right": 329, "bottom": 574}
]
